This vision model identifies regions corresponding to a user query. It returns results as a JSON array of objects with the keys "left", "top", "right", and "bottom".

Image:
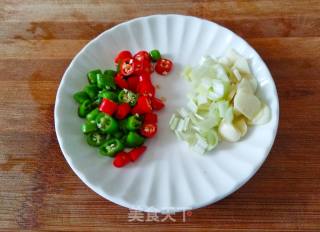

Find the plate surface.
[{"left": 55, "top": 14, "right": 279, "bottom": 213}]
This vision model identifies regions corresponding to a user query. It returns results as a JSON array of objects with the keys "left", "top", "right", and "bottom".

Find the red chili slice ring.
[
  {"left": 114, "top": 50, "right": 132, "bottom": 64},
  {"left": 155, "top": 58, "right": 173, "bottom": 75},
  {"left": 133, "top": 51, "right": 151, "bottom": 62},
  {"left": 140, "top": 123, "right": 157, "bottom": 138},
  {"left": 121, "top": 58, "right": 135, "bottom": 76}
]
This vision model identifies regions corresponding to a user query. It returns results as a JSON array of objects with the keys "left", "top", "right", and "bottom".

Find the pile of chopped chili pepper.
[{"left": 73, "top": 49, "right": 173, "bottom": 168}]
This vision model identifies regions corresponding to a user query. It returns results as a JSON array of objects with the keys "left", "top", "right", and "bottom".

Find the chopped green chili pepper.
[
  {"left": 149, "top": 49, "right": 161, "bottom": 62},
  {"left": 113, "top": 130, "right": 124, "bottom": 139},
  {"left": 104, "top": 69, "right": 117, "bottom": 77},
  {"left": 105, "top": 75, "right": 116, "bottom": 90},
  {"left": 91, "top": 98, "right": 102, "bottom": 108},
  {"left": 98, "top": 90, "right": 118, "bottom": 102},
  {"left": 124, "top": 115, "right": 142, "bottom": 131},
  {"left": 118, "top": 89, "right": 137, "bottom": 106},
  {"left": 96, "top": 73, "right": 116, "bottom": 90},
  {"left": 78, "top": 99, "right": 92, "bottom": 118},
  {"left": 73, "top": 91, "right": 89, "bottom": 104},
  {"left": 87, "top": 69, "right": 102, "bottom": 85},
  {"left": 84, "top": 85, "right": 99, "bottom": 100},
  {"left": 97, "top": 73, "right": 107, "bottom": 89},
  {"left": 86, "top": 108, "right": 100, "bottom": 121},
  {"left": 126, "top": 131, "right": 145, "bottom": 147},
  {"left": 120, "top": 134, "right": 127, "bottom": 145},
  {"left": 86, "top": 132, "right": 107, "bottom": 147},
  {"left": 81, "top": 120, "right": 97, "bottom": 134},
  {"left": 99, "top": 138, "right": 124, "bottom": 157},
  {"left": 96, "top": 113, "right": 119, "bottom": 134},
  {"left": 119, "top": 119, "right": 128, "bottom": 132}
]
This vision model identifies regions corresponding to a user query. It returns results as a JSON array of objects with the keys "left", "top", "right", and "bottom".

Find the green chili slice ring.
[
  {"left": 73, "top": 91, "right": 89, "bottom": 104},
  {"left": 78, "top": 99, "right": 93, "bottom": 118},
  {"left": 96, "top": 113, "right": 119, "bottom": 134},
  {"left": 118, "top": 89, "right": 137, "bottom": 106},
  {"left": 125, "top": 115, "right": 142, "bottom": 131},
  {"left": 99, "top": 138, "right": 124, "bottom": 157},
  {"left": 86, "top": 132, "right": 107, "bottom": 147}
]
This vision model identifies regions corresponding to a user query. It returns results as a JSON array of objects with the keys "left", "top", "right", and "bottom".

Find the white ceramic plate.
[{"left": 55, "top": 15, "right": 279, "bottom": 213}]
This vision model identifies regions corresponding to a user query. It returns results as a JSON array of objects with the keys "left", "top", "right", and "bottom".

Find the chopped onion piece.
[
  {"left": 178, "top": 108, "right": 189, "bottom": 118},
  {"left": 169, "top": 113, "right": 178, "bottom": 125},
  {"left": 176, "top": 119, "right": 186, "bottom": 132},
  {"left": 182, "top": 117, "right": 190, "bottom": 131},
  {"left": 248, "top": 77, "right": 258, "bottom": 93},
  {"left": 234, "top": 117, "right": 248, "bottom": 137},
  {"left": 170, "top": 49, "right": 271, "bottom": 154},
  {"left": 207, "top": 80, "right": 226, "bottom": 100},
  {"left": 224, "top": 107, "right": 234, "bottom": 123},
  {"left": 233, "top": 57, "right": 251, "bottom": 74},
  {"left": 218, "top": 120, "right": 241, "bottom": 142},
  {"left": 234, "top": 91, "right": 261, "bottom": 120},
  {"left": 248, "top": 103, "right": 271, "bottom": 125},
  {"left": 169, "top": 117, "right": 180, "bottom": 130},
  {"left": 197, "top": 93, "right": 208, "bottom": 105},
  {"left": 217, "top": 100, "right": 229, "bottom": 118},
  {"left": 232, "top": 68, "right": 242, "bottom": 81},
  {"left": 204, "top": 130, "right": 219, "bottom": 150},
  {"left": 187, "top": 99, "right": 197, "bottom": 112},
  {"left": 237, "top": 78, "right": 255, "bottom": 94}
]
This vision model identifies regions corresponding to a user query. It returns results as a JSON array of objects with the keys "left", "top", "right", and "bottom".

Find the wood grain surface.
[{"left": 1, "top": 0, "right": 320, "bottom": 231}]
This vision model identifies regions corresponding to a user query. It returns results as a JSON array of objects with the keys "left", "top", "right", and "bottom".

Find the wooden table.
[{"left": 1, "top": 0, "right": 320, "bottom": 231}]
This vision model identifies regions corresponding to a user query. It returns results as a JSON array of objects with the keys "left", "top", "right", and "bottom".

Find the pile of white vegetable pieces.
[{"left": 169, "top": 49, "right": 271, "bottom": 154}]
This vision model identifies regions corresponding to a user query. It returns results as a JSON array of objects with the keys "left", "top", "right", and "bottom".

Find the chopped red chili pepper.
[
  {"left": 140, "top": 123, "right": 157, "bottom": 138},
  {"left": 128, "top": 146, "right": 147, "bottom": 162},
  {"left": 114, "top": 73, "right": 129, "bottom": 89},
  {"left": 133, "top": 51, "right": 151, "bottom": 63},
  {"left": 127, "top": 75, "right": 139, "bottom": 92},
  {"left": 133, "top": 59, "right": 144, "bottom": 75},
  {"left": 137, "top": 81, "right": 155, "bottom": 97},
  {"left": 131, "top": 95, "right": 152, "bottom": 115},
  {"left": 143, "top": 112, "right": 158, "bottom": 124},
  {"left": 151, "top": 97, "right": 165, "bottom": 111},
  {"left": 99, "top": 98, "right": 118, "bottom": 115},
  {"left": 133, "top": 59, "right": 153, "bottom": 75},
  {"left": 120, "top": 58, "right": 135, "bottom": 76},
  {"left": 114, "top": 50, "right": 132, "bottom": 64},
  {"left": 155, "top": 58, "right": 173, "bottom": 75},
  {"left": 115, "top": 103, "right": 131, "bottom": 120},
  {"left": 138, "top": 72, "right": 151, "bottom": 83},
  {"left": 113, "top": 151, "right": 131, "bottom": 168},
  {"left": 142, "top": 60, "right": 153, "bottom": 74}
]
